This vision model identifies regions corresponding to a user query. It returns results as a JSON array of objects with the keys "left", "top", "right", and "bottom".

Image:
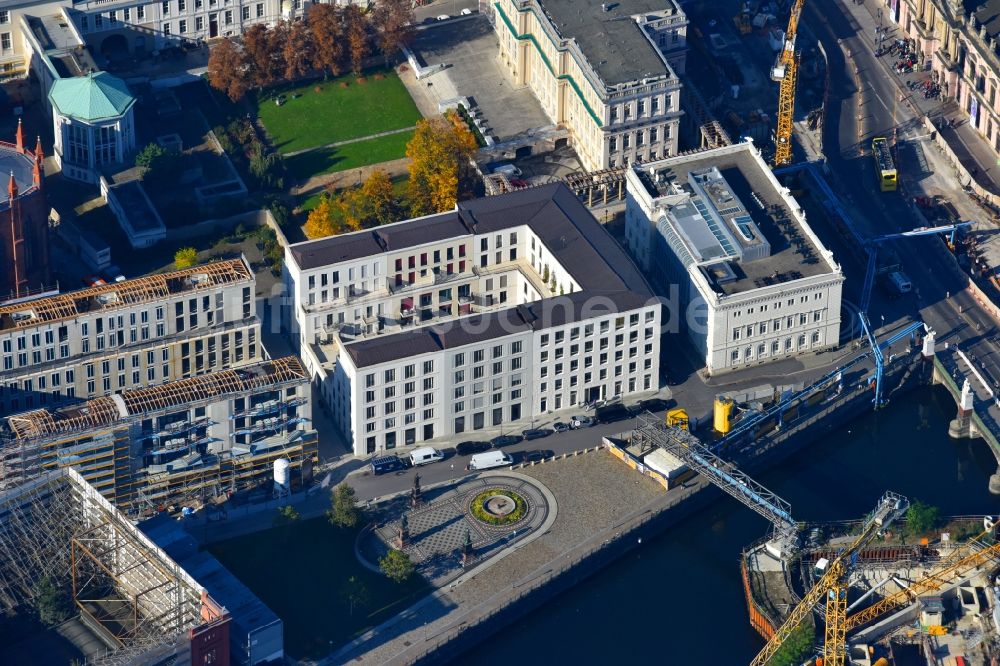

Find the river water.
[{"left": 463, "top": 385, "right": 1000, "bottom": 664}]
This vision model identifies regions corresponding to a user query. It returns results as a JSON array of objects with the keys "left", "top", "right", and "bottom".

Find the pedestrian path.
[{"left": 283, "top": 125, "right": 417, "bottom": 158}]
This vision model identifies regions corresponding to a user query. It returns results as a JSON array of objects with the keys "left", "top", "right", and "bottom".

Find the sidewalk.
[{"left": 843, "top": 0, "right": 1000, "bottom": 195}]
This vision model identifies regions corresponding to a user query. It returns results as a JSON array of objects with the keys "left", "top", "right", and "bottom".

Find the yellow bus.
[{"left": 872, "top": 137, "right": 897, "bottom": 191}]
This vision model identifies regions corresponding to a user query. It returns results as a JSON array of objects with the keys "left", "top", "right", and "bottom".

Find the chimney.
[
  {"left": 14, "top": 118, "right": 23, "bottom": 154},
  {"left": 8, "top": 171, "right": 17, "bottom": 200}
]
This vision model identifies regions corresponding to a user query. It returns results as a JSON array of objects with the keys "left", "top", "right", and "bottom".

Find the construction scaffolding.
[
  {"left": 0, "top": 356, "right": 316, "bottom": 512},
  {"left": 0, "top": 469, "right": 225, "bottom": 665},
  {"left": 5, "top": 356, "right": 306, "bottom": 442},
  {"left": 0, "top": 257, "right": 252, "bottom": 331}
]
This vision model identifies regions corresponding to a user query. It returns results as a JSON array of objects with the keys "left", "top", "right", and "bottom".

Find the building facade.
[
  {"left": 624, "top": 141, "right": 844, "bottom": 374},
  {"left": 0, "top": 0, "right": 300, "bottom": 84},
  {"left": 0, "top": 356, "right": 318, "bottom": 513},
  {"left": 0, "top": 257, "right": 261, "bottom": 415},
  {"left": 888, "top": 0, "right": 1000, "bottom": 161},
  {"left": 285, "top": 184, "right": 661, "bottom": 455},
  {"left": 493, "top": 0, "right": 687, "bottom": 171}
]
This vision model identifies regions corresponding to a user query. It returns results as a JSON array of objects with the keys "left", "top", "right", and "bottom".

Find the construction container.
[
  {"left": 714, "top": 397, "right": 735, "bottom": 434},
  {"left": 666, "top": 408, "right": 689, "bottom": 430}
]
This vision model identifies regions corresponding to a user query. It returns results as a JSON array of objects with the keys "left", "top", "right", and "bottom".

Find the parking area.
[{"left": 407, "top": 16, "right": 551, "bottom": 140}]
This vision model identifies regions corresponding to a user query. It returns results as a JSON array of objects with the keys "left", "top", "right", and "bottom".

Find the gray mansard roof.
[{"left": 327, "top": 184, "right": 654, "bottom": 368}]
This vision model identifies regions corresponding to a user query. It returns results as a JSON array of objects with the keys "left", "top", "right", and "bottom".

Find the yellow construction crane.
[
  {"left": 750, "top": 492, "right": 908, "bottom": 666},
  {"left": 772, "top": 0, "right": 805, "bottom": 167},
  {"left": 754, "top": 512, "right": 1000, "bottom": 666},
  {"left": 845, "top": 533, "right": 1000, "bottom": 632}
]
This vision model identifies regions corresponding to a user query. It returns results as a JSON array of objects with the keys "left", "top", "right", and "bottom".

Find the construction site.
[
  {"left": 0, "top": 356, "right": 318, "bottom": 516},
  {"left": 0, "top": 468, "right": 231, "bottom": 665},
  {"left": 682, "top": 0, "right": 825, "bottom": 164}
]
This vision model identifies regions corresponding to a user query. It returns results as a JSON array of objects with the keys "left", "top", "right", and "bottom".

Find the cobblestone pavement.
[
  {"left": 365, "top": 475, "right": 549, "bottom": 588},
  {"left": 322, "top": 450, "right": 665, "bottom": 666}
]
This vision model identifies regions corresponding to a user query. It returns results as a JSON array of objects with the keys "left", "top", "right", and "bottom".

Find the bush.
[
  {"left": 356, "top": 77, "right": 367, "bottom": 84},
  {"left": 33, "top": 576, "right": 71, "bottom": 627},
  {"left": 379, "top": 549, "right": 416, "bottom": 583},
  {"left": 469, "top": 488, "right": 527, "bottom": 526},
  {"left": 907, "top": 500, "right": 941, "bottom": 537},
  {"left": 174, "top": 247, "right": 199, "bottom": 269},
  {"left": 340, "top": 81, "right": 349, "bottom": 89}
]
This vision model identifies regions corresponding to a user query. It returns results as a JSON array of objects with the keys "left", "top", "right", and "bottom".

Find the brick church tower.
[{"left": 0, "top": 120, "right": 50, "bottom": 301}]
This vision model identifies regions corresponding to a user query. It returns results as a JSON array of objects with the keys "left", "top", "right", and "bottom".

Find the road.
[
  {"left": 812, "top": 0, "right": 1000, "bottom": 433},
  {"left": 344, "top": 409, "right": 667, "bottom": 502},
  {"left": 412, "top": 0, "right": 478, "bottom": 23}
]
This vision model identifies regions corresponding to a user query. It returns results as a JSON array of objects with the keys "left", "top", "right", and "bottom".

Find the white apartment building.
[
  {"left": 494, "top": 0, "right": 688, "bottom": 171},
  {"left": 624, "top": 141, "right": 844, "bottom": 374},
  {"left": 0, "top": 257, "right": 261, "bottom": 415},
  {"left": 0, "top": 0, "right": 294, "bottom": 83},
  {"left": 284, "top": 184, "right": 661, "bottom": 455}
]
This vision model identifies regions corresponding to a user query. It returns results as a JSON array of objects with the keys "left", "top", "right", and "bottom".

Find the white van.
[
  {"left": 492, "top": 163, "right": 522, "bottom": 178},
  {"left": 409, "top": 446, "right": 444, "bottom": 467},
  {"left": 468, "top": 451, "right": 513, "bottom": 470}
]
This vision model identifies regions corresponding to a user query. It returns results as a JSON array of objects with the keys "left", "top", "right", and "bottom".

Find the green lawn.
[
  {"left": 258, "top": 69, "right": 422, "bottom": 155},
  {"left": 208, "top": 516, "right": 428, "bottom": 658},
  {"left": 285, "top": 130, "right": 414, "bottom": 180}
]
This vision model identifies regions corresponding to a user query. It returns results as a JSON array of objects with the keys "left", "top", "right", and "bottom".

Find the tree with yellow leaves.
[
  {"left": 406, "top": 110, "right": 477, "bottom": 217},
  {"left": 304, "top": 194, "right": 338, "bottom": 239},
  {"left": 333, "top": 188, "right": 366, "bottom": 232},
  {"left": 361, "top": 169, "right": 396, "bottom": 226}
]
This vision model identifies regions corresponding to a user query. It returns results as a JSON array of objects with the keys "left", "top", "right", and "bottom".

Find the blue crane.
[
  {"left": 776, "top": 160, "right": 971, "bottom": 407},
  {"left": 859, "top": 223, "right": 970, "bottom": 407}
]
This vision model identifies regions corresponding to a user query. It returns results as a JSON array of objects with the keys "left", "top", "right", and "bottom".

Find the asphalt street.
[
  {"left": 343, "top": 409, "right": 668, "bottom": 502},
  {"left": 809, "top": 0, "right": 1000, "bottom": 399}
]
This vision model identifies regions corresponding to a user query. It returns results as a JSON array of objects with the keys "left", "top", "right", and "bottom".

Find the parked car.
[
  {"left": 638, "top": 398, "right": 671, "bottom": 412},
  {"left": 490, "top": 434, "right": 522, "bottom": 448},
  {"left": 570, "top": 415, "right": 594, "bottom": 429},
  {"left": 436, "top": 14, "right": 450, "bottom": 20},
  {"left": 522, "top": 428, "right": 552, "bottom": 440},
  {"left": 595, "top": 403, "right": 631, "bottom": 424},
  {"left": 552, "top": 421, "right": 570, "bottom": 433},
  {"left": 492, "top": 163, "right": 522, "bottom": 178},
  {"left": 456, "top": 440, "right": 492, "bottom": 456},
  {"left": 409, "top": 446, "right": 444, "bottom": 467},
  {"left": 370, "top": 455, "right": 406, "bottom": 476},
  {"left": 460, "top": 7, "right": 473, "bottom": 15},
  {"left": 523, "top": 450, "right": 554, "bottom": 464},
  {"left": 469, "top": 451, "right": 512, "bottom": 470}
]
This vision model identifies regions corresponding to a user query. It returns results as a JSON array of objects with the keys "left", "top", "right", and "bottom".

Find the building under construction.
[
  {"left": 0, "top": 356, "right": 318, "bottom": 515},
  {"left": 0, "top": 467, "right": 231, "bottom": 665},
  {"left": 0, "top": 256, "right": 260, "bottom": 416}
]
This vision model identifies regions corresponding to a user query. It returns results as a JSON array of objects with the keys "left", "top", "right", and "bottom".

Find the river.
[{"left": 462, "top": 385, "right": 1000, "bottom": 664}]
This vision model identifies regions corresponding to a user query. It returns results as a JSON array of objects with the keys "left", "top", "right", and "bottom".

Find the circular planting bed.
[{"left": 470, "top": 488, "right": 527, "bottom": 526}]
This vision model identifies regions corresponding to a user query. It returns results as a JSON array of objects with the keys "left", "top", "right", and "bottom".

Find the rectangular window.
[{"left": 178, "top": 18, "right": 187, "bottom": 32}]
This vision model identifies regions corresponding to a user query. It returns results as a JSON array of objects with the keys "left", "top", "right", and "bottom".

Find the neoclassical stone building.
[{"left": 889, "top": 0, "right": 1000, "bottom": 158}]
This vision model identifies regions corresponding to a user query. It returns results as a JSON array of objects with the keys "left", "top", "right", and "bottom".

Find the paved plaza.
[
  {"left": 361, "top": 473, "right": 552, "bottom": 587},
  {"left": 407, "top": 17, "right": 551, "bottom": 140}
]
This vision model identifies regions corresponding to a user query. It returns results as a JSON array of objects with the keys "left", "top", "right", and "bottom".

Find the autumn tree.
[
  {"left": 284, "top": 19, "right": 315, "bottom": 81},
  {"left": 360, "top": 169, "right": 396, "bottom": 225},
  {"left": 207, "top": 39, "right": 249, "bottom": 102},
  {"left": 333, "top": 188, "right": 366, "bottom": 232},
  {"left": 304, "top": 195, "right": 339, "bottom": 239},
  {"left": 406, "top": 111, "right": 478, "bottom": 216},
  {"left": 174, "top": 247, "right": 198, "bottom": 269},
  {"left": 372, "top": 0, "right": 414, "bottom": 64},
  {"left": 344, "top": 5, "right": 371, "bottom": 76},
  {"left": 309, "top": 4, "right": 347, "bottom": 77},
  {"left": 243, "top": 24, "right": 282, "bottom": 90}
]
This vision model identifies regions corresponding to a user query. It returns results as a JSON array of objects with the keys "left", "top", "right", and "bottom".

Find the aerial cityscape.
[{"left": 1, "top": 0, "right": 1000, "bottom": 664}]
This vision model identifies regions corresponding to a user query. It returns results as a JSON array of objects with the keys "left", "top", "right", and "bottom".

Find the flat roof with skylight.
[{"left": 632, "top": 143, "right": 836, "bottom": 297}]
